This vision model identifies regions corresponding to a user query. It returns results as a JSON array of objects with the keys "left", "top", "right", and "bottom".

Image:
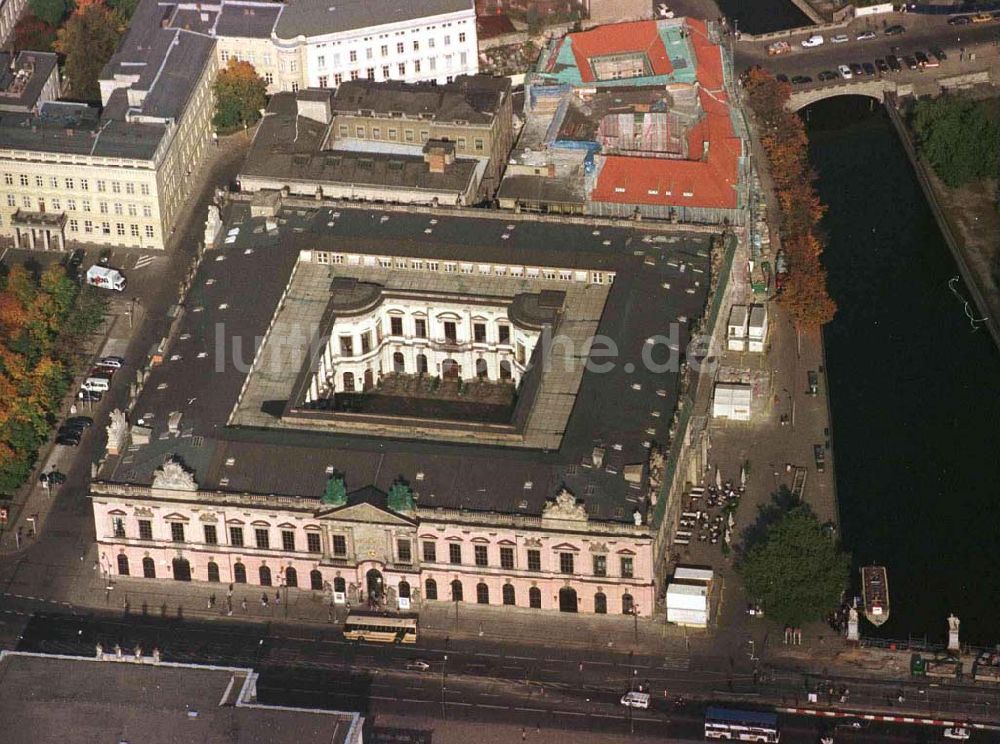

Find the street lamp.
[{"left": 631, "top": 604, "right": 640, "bottom": 643}]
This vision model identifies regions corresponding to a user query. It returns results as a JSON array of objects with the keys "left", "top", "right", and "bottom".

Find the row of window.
[
  {"left": 120, "top": 554, "right": 328, "bottom": 590},
  {"left": 338, "top": 123, "right": 484, "bottom": 151},
  {"left": 316, "top": 55, "right": 465, "bottom": 86},
  {"left": 425, "top": 578, "right": 636, "bottom": 614},
  {"left": 312, "top": 251, "right": 612, "bottom": 285},
  {"left": 4, "top": 194, "right": 154, "bottom": 218},
  {"left": 320, "top": 33, "right": 467, "bottom": 68},
  {"left": 3, "top": 174, "right": 150, "bottom": 195},
  {"left": 61, "top": 220, "right": 155, "bottom": 239},
  {"left": 116, "top": 521, "right": 635, "bottom": 578},
  {"left": 423, "top": 542, "right": 634, "bottom": 578},
  {"left": 338, "top": 317, "right": 511, "bottom": 356}
]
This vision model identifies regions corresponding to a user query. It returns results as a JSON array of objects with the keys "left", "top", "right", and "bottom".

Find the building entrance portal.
[
  {"left": 172, "top": 557, "right": 192, "bottom": 581},
  {"left": 366, "top": 568, "right": 385, "bottom": 607}
]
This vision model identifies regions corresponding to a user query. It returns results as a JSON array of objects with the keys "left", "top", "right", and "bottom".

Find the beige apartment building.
[{"left": 0, "top": 15, "right": 217, "bottom": 252}]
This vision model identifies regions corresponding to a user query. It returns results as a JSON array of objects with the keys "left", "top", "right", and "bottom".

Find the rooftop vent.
[
  {"left": 523, "top": 481, "right": 533, "bottom": 490},
  {"left": 591, "top": 446, "right": 605, "bottom": 469},
  {"left": 416, "top": 471, "right": 425, "bottom": 481}
]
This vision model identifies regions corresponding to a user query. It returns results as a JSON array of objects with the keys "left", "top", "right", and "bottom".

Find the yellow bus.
[{"left": 343, "top": 612, "right": 418, "bottom": 644}]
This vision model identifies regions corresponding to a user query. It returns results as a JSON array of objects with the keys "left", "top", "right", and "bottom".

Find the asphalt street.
[{"left": 9, "top": 610, "right": 999, "bottom": 742}]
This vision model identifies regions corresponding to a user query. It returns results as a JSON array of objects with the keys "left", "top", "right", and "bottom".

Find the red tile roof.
[
  {"left": 591, "top": 89, "right": 741, "bottom": 211},
  {"left": 568, "top": 21, "right": 672, "bottom": 84}
]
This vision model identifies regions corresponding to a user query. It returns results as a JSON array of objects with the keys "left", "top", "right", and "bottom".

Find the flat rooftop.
[
  {"left": 102, "top": 204, "right": 712, "bottom": 523},
  {"left": 0, "top": 652, "right": 361, "bottom": 744},
  {"left": 275, "top": 0, "right": 473, "bottom": 39}
]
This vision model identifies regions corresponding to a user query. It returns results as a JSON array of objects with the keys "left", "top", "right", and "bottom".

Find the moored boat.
[{"left": 861, "top": 565, "right": 890, "bottom": 626}]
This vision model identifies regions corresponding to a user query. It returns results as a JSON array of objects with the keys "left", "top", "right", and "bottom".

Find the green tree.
[
  {"left": 911, "top": 95, "right": 1000, "bottom": 187},
  {"left": 27, "top": 0, "right": 66, "bottom": 26},
  {"left": 213, "top": 59, "right": 267, "bottom": 133},
  {"left": 55, "top": 2, "right": 123, "bottom": 101},
  {"left": 107, "top": 0, "right": 139, "bottom": 21},
  {"left": 739, "top": 504, "right": 849, "bottom": 627}
]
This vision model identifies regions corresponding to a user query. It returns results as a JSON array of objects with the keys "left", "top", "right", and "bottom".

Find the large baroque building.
[{"left": 90, "top": 202, "right": 714, "bottom": 620}]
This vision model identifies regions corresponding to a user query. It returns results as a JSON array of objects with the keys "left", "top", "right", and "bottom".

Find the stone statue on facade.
[
  {"left": 152, "top": 457, "right": 198, "bottom": 491},
  {"left": 204, "top": 204, "right": 223, "bottom": 247},
  {"left": 105, "top": 408, "right": 128, "bottom": 456},
  {"left": 542, "top": 487, "right": 588, "bottom": 521}
]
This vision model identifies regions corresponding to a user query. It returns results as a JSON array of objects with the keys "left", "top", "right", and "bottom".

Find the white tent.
[
  {"left": 666, "top": 582, "right": 709, "bottom": 627},
  {"left": 712, "top": 383, "right": 752, "bottom": 421}
]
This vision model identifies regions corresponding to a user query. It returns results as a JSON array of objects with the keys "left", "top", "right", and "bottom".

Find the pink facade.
[{"left": 92, "top": 483, "right": 655, "bottom": 617}]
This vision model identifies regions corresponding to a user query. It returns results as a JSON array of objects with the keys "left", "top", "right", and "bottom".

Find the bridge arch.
[{"left": 787, "top": 81, "right": 897, "bottom": 112}]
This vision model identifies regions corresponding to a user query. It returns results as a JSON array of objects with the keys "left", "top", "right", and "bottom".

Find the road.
[
  {"left": 7, "top": 609, "right": 998, "bottom": 742},
  {"left": 735, "top": 14, "right": 1000, "bottom": 87}
]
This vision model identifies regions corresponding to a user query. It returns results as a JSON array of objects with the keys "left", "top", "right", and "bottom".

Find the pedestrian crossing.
[
  {"left": 133, "top": 254, "right": 157, "bottom": 270},
  {"left": 661, "top": 653, "right": 690, "bottom": 671}
]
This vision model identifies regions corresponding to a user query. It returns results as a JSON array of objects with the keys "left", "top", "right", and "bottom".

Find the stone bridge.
[{"left": 786, "top": 79, "right": 914, "bottom": 111}]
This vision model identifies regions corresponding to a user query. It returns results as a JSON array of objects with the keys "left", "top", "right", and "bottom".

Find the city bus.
[
  {"left": 343, "top": 611, "right": 418, "bottom": 644},
  {"left": 704, "top": 707, "right": 780, "bottom": 742}
]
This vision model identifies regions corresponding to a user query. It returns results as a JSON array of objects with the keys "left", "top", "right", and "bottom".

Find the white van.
[
  {"left": 82, "top": 377, "right": 110, "bottom": 393},
  {"left": 620, "top": 691, "right": 650, "bottom": 709}
]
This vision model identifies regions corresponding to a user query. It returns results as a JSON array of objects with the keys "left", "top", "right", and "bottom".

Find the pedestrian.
[
  {"left": 275, "top": 589, "right": 281, "bottom": 604},
  {"left": 521, "top": 728, "right": 526, "bottom": 741},
  {"left": 241, "top": 597, "right": 248, "bottom": 612},
  {"left": 208, "top": 593, "right": 216, "bottom": 609},
  {"left": 227, "top": 584, "right": 233, "bottom": 598},
  {"left": 261, "top": 593, "right": 268, "bottom": 607}
]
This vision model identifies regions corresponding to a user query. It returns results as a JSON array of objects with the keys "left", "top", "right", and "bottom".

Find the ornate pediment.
[
  {"left": 133, "top": 506, "right": 153, "bottom": 518},
  {"left": 316, "top": 501, "right": 414, "bottom": 526},
  {"left": 198, "top": 512, "right": 218, "bottom": 523},
  {"left": 524, "top": 537, "right": 543, "bottom": 548},
  {"left": 589, "top": 542, "right": 608, "bottom": 553},
  {"left": 542, "top": 487, "right": 587, "bottom": 522},
  {"left": 152, "top": 458, "right": 197, "bottom": 492}
]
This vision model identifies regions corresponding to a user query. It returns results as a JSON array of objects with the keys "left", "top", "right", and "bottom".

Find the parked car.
[
  {"left": 903, "top": 55, "right": 919, "bottom": 70},
  {"left": 914, "top": 51, "right": 930, "bottom": 68},
  {"left": 405, "top": 660, "right": 431, "bottom": 671},
  {"left": 875, "top": 58, "right": 889, "bottom": 73},
  {"left": 862, "top": 62, "right": 876, "bottom": 76},
  {"left": 947, "top": 15, "right": 971, "bottom": 25},
  {"left": 884, "top": 24, "right": 906, "bottom": 35},
  {"left": 620, "top": 692, "right": 651, "bottom": 709},
  {"left": 886, "top": 54, "right": 902, "bottom": 72},
  {"left": 929, "top": 47, "right": 947, "bottom": 62},
  {"left": 65, "top": 416, "right": 94, "bottom": 429},
  {"left": 970, "top": 12, "right": 992, "bottom": 23},
  {"left": 830, "top": 34, "right": 849, "bottom": 43},
  {"left": 856, "top": 30, "right": 877, "bottom": 41},
  {"left": 838, "top": 64, "right": 853, "bottom": 79},
  {"left": 849, "top": 62, "right": 864, "bottom": 76},
  {"left": 40, "top": 470, "right": 67, "bottom": 485},
  {"left": 943, "top": 727, "right": 970, "bottom": 741},
  {"left": 801, "top": 34, "right": 824, "bottom": 48},
  {"left": 78, "top": 389, "right": 104, "bottom": 402},
  {"left": 99, "top": 356, "right": 125, "bottom": 369},
  {"left": 776, "top": 73, "right": 790, "bottom": 83},
  {"left": 791, "top": 75, "right": 813, "bottom": 84},
  {"left": 66, "top": 249, "right": 86, "bottom": 276},
  {"left": 55, "top": 433, "right": 81, "bottom": 447},
  {"left": 817, "top": 70, "right": 838, "bottom": 81},
  {"left": 58, "top": 423, "right": 87, "bottom": 437}
]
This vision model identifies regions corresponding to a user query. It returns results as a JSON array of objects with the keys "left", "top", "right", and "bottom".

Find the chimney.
[
  {"left": 423, "top": 139, "right": 455, "bottom": 173},
  {"left": 702, "top": 139, "right": 709, "bottom": 160}
]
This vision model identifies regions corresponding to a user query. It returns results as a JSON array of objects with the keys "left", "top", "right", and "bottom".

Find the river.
[
  {"left": 804, "top": 96, "right": 1000, "bottom": 646},
  {"left": 714, "top": 0, "right": 810, "bottom": 34}
]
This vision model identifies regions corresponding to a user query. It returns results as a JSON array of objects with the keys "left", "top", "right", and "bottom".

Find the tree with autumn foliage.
[
  {"left": 13, "top": 13, "right": 58, "bottom": 52},
  {"left": 744, "top": 67, "right": 836, "bottom": 328},
  {"left": 54, "top": 0, "right": 124, "bottom": 101},
  {"left": 213, "top": 59, "right": 267, "bottom": 133},
  {"left": 0, "top": 263, "right": 106, "bottom": 492}
]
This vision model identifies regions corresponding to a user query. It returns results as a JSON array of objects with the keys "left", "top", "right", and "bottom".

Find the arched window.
[
  {"left": 622, "top": 593, "right": 634, "bottom": 615},
  {"left": 475, "top": 358, "right": 488, "bottom": 379},
  {"left": 117, "top": 554, "right": 129, "bottom": 576},
  {"left": 393, "top": 352, "right": 405, "bottom": 373},
  {"left": 233, "top": 562, "right": 247, "bottom": 584},
  {"left": 594, "top": 591, "right": 607, "bottom": 614},
  {"left": 476, "top": 582, "right": 489, "bottom": 604},
  {"left": 502, "top": 583, "right": 515, "bottom": 606},
  {"left": 398, "top": 579, "right": 411, "bottom": 599},
  {"left": 442, "top": 359, "right": 459, "bottom": 379},
  {"left": 284, "top": 566, "right": 298, "bottom": 588},
  {"left": 259, "top": 565, "right": 272, "bottom": 586},
  {"left": 207, "top": 561, "right": 220, "bottom": 582},
  {"left": 417, "top": 353, "right": 428, "bottom": 374},
  {"left": 333, "top": 576, "right": 346, "bottom": 593},
  {"left": 310, "top": 569, "right": 323, "bottom": 591},
  {"left": 499, "top": 359, "right": 512, "bottom": 380},
  {"left": 529, "top": 586, "right": 541, "bottom": 609},
  {"left": 142, "top": 557, "right": 155, "bottom": 578},
  {"left": 343, "top": 372, "right": 355, "bottom": 391},
  {"left": 450, "top": 579, "right": 463, "bottom": 602},
  {"left": 425, "top": 578, "right": 438, "bottom": 600}
]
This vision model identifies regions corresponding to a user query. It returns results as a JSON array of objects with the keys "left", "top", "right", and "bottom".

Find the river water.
[
  {"left": 804, "top": 97, "right": 1000, "bottom": 646},
  {"left": 714, "top": 0, "right": 810, "bottom": 34}
]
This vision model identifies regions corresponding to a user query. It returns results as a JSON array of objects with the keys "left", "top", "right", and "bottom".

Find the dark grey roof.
[
  {"left": 0, "top": 52, "right": 58, "bottom": 113},
  {"left": 242, "top": 92, "right": 479, "bottom": 194},
  {"left": 275, "top": 0, "right": 473, "bottom": 39},
  {"left": 103, "top": 203, "right": 712, "bottom": 523},
  {"left": 332, "top": 75, "right": 510, "bottom": 125},
  {"left": 215, "top": 3, "right": 282, "bottom": 38},
  {"left": 0, "top": 653, "right": 360, "bottom": 744},
  {"left": 0, "top": 109, "right": 165, "bottom": 160}
]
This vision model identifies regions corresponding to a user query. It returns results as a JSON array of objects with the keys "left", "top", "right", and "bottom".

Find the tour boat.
[{"left": 861, "top": 565, "right": 890, "bottom": 626}]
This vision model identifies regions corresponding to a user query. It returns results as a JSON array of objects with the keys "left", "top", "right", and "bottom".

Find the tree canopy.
[
  {"left": 27, "top": 0, "right": 66, "bottom": 27},
  {"left": 745, "top": 67, "right": 837, "bottom": 328},
  {"left": 213, "top": 59, "right": 267, "bottom": 133},
  {"left": 739, "top": 503, "right": 850, "bottom": 627},
  {"left": 910, "top": 95, "right": 1000, "bottom": 188},
  {"left": 0, "top": 263, "right": 106, "bottom": 492},
  {"left": 14, "top": 14, "right": 58, "bottom": 52},
  {"left": 54, "top": 1, "right": 123, "bottom": 102}
]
